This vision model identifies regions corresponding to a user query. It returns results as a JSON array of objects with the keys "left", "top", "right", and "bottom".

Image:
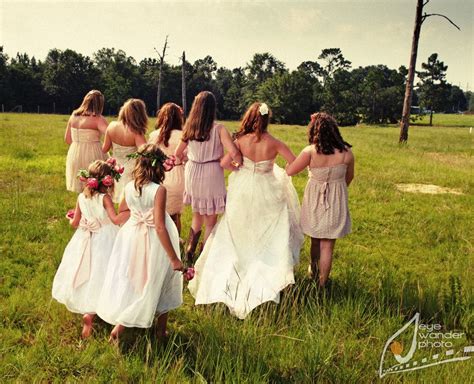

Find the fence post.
[
  {"left": 53, "top": 102, "right": 56, "bottom": 114},
  {"left": 37, "top": 105, "right": 40, "bottom": 114}
]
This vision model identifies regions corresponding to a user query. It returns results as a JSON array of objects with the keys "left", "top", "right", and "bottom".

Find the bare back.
[
  {"left": 308, "top": 145, "right": 353, "bottom": 168},
  {"left": 236, "top": 133, "right": 281, "bottom": 162},
  {"left": 107, "top": 121, "right": 139, "bottom": 146},
  {"left": 69, "top": 115, "right": 107, "bottom": 131}
]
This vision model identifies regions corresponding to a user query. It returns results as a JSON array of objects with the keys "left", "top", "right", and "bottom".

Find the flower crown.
[
  {"left": 77, "top": 158, "right": 124, "bottom": 190},
  {"left": 126, "top": 149, "right": 168, "bottom": 167}
]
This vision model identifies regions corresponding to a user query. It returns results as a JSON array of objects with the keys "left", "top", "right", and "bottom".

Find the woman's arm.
[
  {"left": 286, "top": 147, "right": 312, "bottom": 176},
  {"left": 64, "top": 116, "right": 73, "bottom": 145},
  {"left": 102, "top": 125, "right": 113, "bottom": 153},
  {"left": 103, "top": 194, "right": 130, "bottom": 225},
  {"left": 276, "top": 139, "right": 296, "bottom": 164},
  {"left": 218, "top": 125, "right": 243, "bottom": 166},
  {"left": 97, "top": 116, "right": 108, "bottom": 135},
  {"left": 345, "top": 150, "right": 355, "bottom": 186},
  {"left": 220, "top": 139, "right": 241, "bottom": 171},
  {"left": 69, "top": 199, "right": 82, "bottom": 228},
  {"left": 154, "top": 187, "right": 183, "bottom": 271},
  {"left": 174, "top": 140, "right": 188, "bottom": 163},
  {"left": 134, "top": 133, "right": 147, "bottom": 148}
]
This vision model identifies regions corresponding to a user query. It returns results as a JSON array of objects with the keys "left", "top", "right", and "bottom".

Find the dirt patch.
[{"left": 396, "top": 183, "right": 464, "bottom": 195}]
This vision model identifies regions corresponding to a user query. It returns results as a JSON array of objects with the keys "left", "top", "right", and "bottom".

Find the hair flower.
[
  {"left": 86, "top": 178, "right": 99, "bottom": 189},
  {"left": 102, "top": 175, "right": 114, "bottom": 187},
  {"left": 259, "top": 103, "right": 269, "bottom": 116},
  {"left": 106, "top": 157, "right": 117, "bottom": 166}
]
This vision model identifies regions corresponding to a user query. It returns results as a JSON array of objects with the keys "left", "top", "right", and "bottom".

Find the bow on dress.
[
  {"left": 127, "top": 209, "right": 155, "bottom": 293},
  {"left": 73, "top": 218, "right": 102, "bottom": 289}
]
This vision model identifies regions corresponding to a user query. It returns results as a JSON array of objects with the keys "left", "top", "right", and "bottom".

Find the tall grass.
[{"left": 0, "top": 113, "right": 472, "bottom": 383}]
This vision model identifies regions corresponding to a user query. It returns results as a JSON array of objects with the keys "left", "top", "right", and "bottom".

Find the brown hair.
[
  {"left": 73, "top": 90, "right": 104, "bottom": 116},
  {"left": 234, "top": 102, "right": 270, "bottom": 141},
  {"left": 83, "top": 160, "right": 115, "bottom": 198},
  {"left": 308, "top": 112, "right": 352, "bottom": 154},
  {"left": 132, "top": 143, "right": 166, "bottom": 196},
  {"left": 118, "top": 98, "right": 148, "bottom": 135},
  {"left": 182, "top": 91, "right": 216, "bottom": 142},
  {"left": 154, "top": 103, "right": 183, "bottom": 147}
]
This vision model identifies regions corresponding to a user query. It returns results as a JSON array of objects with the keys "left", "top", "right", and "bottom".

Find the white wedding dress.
[{"left": 188, "top": 157, "right": 303, "bottom": 319}]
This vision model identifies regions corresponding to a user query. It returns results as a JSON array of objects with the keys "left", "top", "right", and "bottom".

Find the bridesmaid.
[
  {"left": 286, "top": 112, "right": 354, "bottom": 288},
  {"left": 102, "top": 98, "right": 147, "bottom": 203},
  {"left": 175, "top": 91, "right": 242, "bottom": 263},
  {"left": 65, "top": 90, "right": 108, "bottom": 192},
  {"left": 149, "top": 103, "right": 185, "bottom": 234}
]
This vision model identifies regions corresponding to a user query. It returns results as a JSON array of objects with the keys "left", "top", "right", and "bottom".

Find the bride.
[{"left": 188, "top": 102, "right": 303, "bottom": 319}]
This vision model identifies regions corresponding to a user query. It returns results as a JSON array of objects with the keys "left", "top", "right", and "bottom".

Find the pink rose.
[
  {"left": 79, "top": 176, "right": 88, "bottom": 182},
  {"left": 102, "top": 175, "right": 114, "bottom": 187},
  {"left": 86, "top": 178, "right": 99, "bottom": 189},
  {"left": 115, "top": 165, "right": 125, "bottom": 174},
  {"left": 66, "top": 209, "right": 75, "bottom": 219},
  {"left": 164, "top": 157, "right": 175, "bottom": 172},
  {"left": 184, "top": 267, "right": 195, "bottom": 281},
  {"left": 106, "top": 157, "right": 117, "bottom": 166}
]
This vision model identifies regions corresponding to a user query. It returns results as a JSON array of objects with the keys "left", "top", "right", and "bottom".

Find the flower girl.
[
  {"left": 52, "top": 158, "right": 129, "bottom": 338},
  {"left": 188, "top": 103, "right": 304, "bottom": 319},
  {"left": 97, "top": 143, "right": 183, "bottom": 342}
]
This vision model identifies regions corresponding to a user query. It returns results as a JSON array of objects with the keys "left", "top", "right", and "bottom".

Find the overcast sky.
[{"left": 1, "top": 0, "right": 472, "bottom": 89}]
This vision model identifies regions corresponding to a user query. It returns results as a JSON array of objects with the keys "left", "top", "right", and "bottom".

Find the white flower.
[{"left": 259, "top": 103, "right": 269, "bottom": 116}]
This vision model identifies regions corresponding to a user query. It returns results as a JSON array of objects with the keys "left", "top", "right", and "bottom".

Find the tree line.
[{"left": 0, "top": 46, "right": 471, "bottom": 125}]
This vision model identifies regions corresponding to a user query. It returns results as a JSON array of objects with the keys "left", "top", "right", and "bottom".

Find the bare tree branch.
[
  {"left": 422, "top": 13, "right": 461, "bottom": 30},
  {"left": 423, "top": 0, "right": 430, "bottom": 6}
]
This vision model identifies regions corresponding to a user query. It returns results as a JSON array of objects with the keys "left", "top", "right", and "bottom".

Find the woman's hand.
[{"left": 171, "top": 258, "right": 184, "bottom": 271}]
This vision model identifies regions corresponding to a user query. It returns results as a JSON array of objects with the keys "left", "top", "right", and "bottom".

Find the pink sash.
[
  {"left": 127, "top": 209, "right": 155, "bottom": 293},
  {"left": 73, "top": 218, "right": 101, "bottom": 289}
]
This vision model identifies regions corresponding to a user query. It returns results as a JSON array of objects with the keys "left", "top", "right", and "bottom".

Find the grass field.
[{"left": 0, "top": 113, "right": 473, "bottom": 383}]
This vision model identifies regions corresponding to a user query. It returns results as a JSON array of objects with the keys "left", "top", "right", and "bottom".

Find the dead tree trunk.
[
  {"left": 399, "top": 0, "right": 424, "bottom": 143},
  {"left": 155, "top": 36, "right": 169, "bottom": 111},
  {"left": 181, "top": 51, "right": 187, "bottom": 120},
  {"left": 399, "top": 0, "right": 460, "bottom": 143}
]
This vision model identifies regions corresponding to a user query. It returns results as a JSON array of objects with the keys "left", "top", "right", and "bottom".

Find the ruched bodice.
[
  {"left": 112, "top": 143, "right": 137, "bottom": 203},
  {"left": 241, "top": 157, "right": 274, "bottom": 174},
  {"left": 66, "top": 129, "right": 106, "bottom": 192},
  {"left": 308, "top": 163, "right": 347, "bottom": 183},
  {"left": 71, "top": 127, "right": 101, "bottom": 143}
]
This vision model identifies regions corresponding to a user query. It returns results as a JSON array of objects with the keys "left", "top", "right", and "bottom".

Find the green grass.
[
  {"left": 414, "top": 113, "right": 474, "bottom": 127},
  {"left": 1, "top": 113, "right": 473, "bottom": 383}
]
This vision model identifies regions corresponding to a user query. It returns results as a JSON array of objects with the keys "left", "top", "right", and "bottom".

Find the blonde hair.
[
  {"left": 73, "top": 90, "right": 104, "bottom": 116},
  {"left": 132, "top": 143, "right": 166, "bottom": 196},
  {"left": 118, "top": 98, "right": 148, "bottom": 135},
  {"left": 83, "top": 160, "right": 115, "bottom": 198}
]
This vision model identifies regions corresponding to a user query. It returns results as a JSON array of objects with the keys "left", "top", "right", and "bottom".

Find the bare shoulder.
[
  {"left": 302, "top": 145, "right": 314, "bottom": 154},
  {"left": 344, "top": 147, "right": 354, "bottom": 162},
  {"left": 156, "top": 184, "right": 167, "bottom": 198},
  {"left": 103, "top": 193, "right": 113, "bottom": 206}
]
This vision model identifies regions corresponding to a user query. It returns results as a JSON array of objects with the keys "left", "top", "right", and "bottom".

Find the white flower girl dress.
[
  {"left": 97, "top": 182, "right": 182, "bottom": 328},
  {"left": 52, "top": 193, "right": 119, "bottom": 314},
  {"left": 188, "top": 157, "right": 304, "bottom": 319}
]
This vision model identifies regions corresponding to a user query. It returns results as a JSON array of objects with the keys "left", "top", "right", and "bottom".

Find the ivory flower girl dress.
[
  {"left": 97, "top": 182, "right": 182, "bottom": 328},
  {"left": 188, "top": 158, "right": 303, "bottom": 319},
  {"left": 52, "top": 193, "right": 118, "bottom": 314}
]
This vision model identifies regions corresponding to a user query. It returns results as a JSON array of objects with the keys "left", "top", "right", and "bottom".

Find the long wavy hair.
[
  {"left": 182, "top": 91, "right": 216, "bottom": 142},
  {"left": 118, "top": 98, "right": 148, "bottom": 135},
  {"left": 132, "top": 143, "right": 166, "bottom": 196},
  {"left": 73, "top": 90, "right": 104, "bottom": 116},
  {"left": 308, "top": 112, "right": 352, "bottom": 154},
  {"left": 83, "top": 160, "right": 115, "bottom": 198},
  {"left": 234, "top": 102, "right": 270, "bottom": 142},
  {"left": 154, "top": 103, "right": 183, "bottom": 147}
]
